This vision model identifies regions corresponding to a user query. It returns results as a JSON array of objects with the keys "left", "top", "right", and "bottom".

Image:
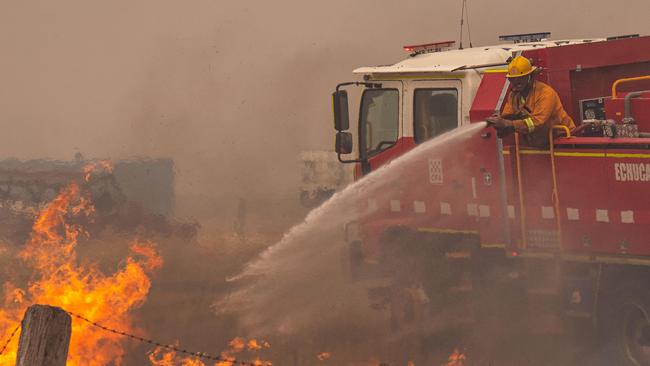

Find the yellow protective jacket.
[{"left": 501, "top": 81, "right": 575, "bottom": 147}]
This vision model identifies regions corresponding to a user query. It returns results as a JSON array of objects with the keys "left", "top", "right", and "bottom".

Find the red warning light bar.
[{"left": 403, "top": 41, "right": 456, "bottom": 55}]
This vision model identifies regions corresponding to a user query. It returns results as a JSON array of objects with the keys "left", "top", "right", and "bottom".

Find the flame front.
[
  {"left": 0, "top": 163, "right": 161, "bottom": 365},
  {"left": 442, "top": 348, "right": 466, "bottom": 366},
  {"left": 317, "top": 352, "right": 331, "bottom": 361},
  {"left": 148, "top": 337, "right": 271, "bottom": 366},
  {"left": 82, "top": 160, "right": 113, "bottom": 182}
]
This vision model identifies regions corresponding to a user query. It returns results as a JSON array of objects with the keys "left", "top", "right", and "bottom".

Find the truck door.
[
  {"left": 359, "top": 81, "right": 404, "bottom": 172},
  {"left": 410, "top": 79, "right": 463, "bottom": 145}
]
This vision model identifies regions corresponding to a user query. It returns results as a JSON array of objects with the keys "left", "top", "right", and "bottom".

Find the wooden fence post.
[{"left": 15, "top": 304, "right": 71, "bottom": 366}]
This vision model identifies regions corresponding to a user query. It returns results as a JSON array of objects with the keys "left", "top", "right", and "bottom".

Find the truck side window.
[
  {"left": 360, "top": 89, "right": 399, "bottom": 156},
  {"left": 413, "top": 89, "right": 458, "bottom": 144}
]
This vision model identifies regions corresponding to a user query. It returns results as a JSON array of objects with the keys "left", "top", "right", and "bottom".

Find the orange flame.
[
  {"left": 0, "top": 162, "right": 161, "bottom": 365},
  {"left": 148, "top": 338, "right": 272, "bottom": 366},
  {"left": 442, "top": 348, "right": 466, "bottom": 366},
  {"left": 82, "top": 160, "right": 113, "bottom": 182},
  {"left": 317, "top": 352, "right": 331, "bottom": 361},
  {"left": 247, "top": 339, "right": 269, "bottom": 351}
]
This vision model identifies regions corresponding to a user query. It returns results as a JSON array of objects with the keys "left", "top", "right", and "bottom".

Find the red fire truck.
[{"left": 331, "top": 33, "right": 650, "bottom": 365}]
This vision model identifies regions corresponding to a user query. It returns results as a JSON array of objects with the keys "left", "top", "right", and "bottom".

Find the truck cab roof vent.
[{"left": 499, "top": 32, "right": 551, "bottom": 43}]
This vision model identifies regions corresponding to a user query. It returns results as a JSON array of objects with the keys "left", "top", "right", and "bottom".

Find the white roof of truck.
[{"left": 353, "top": 39, "right": 604, "bottom": 74}]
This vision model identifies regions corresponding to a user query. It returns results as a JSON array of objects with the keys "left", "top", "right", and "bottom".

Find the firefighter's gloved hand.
[
  {"left": 486, "top": 116, "right": 515, "bottom": 138},
  {"left": 486, "top": 116, "right": 513, "bottom": 130}
]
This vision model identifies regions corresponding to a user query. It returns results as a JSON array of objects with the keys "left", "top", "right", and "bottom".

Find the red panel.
[
  {"left": 367, "top": 137, "right": 416, "bottom": 172},
  {"left": 541, "top": 37, "right": 650, "bottom": 70},
  {"left": 605, "top": 95, "right": 650, "bottom": 132},
  {"left": 571, "top": 63, "right": 650, "bottom": 123},
  {"left": 554, "top": 148, "right": 609, "bottom": 253},
  {"left": 604, "top": 149, "right": 650, "bottom": 256},
  {"left": 516, "top": 152, "right": 557, "bottom": 249},
  {"left": 474, "top": 133, "right": 511, "bottom": 247},
  {"left": 356, "top": 126, "right": 502, "bottom": 257},
  {"left": 469, "top": 72, "right": 508, "bottom": 122}
]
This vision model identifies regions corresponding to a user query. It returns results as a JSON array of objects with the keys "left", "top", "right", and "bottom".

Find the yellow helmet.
[{"left": 506, "top": 55, "right": 537, "bottom": 78}]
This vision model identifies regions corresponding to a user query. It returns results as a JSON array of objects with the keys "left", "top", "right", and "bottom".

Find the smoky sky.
[{"left": 1, "top": 0, "right": 649, "bottom": 216}]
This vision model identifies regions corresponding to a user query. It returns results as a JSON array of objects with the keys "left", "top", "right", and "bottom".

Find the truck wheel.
[
  {"left": 377, "top": 228, "right": 421, "bottom": 331},
  {"left": 377, "top": 228, "right": 450, "bottom": 333},
  {"left": 611, "top": 292, "right": 650, "bottom": 366},
  {"left": 340, "top": 240, "right": 363, "bottom": 281}
]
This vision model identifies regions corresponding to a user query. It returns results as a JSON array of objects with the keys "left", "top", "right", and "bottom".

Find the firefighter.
[{"left": 486, "top": 55, "right": 575, "bottom": 147}]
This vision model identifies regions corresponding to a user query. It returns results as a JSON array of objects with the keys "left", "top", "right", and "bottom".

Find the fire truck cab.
[
  {"left": 331, "top": 33, "right": 650, "bottom": 365},
  {"left": 335, "top": 37, "right": 603, "bottom": 172}
]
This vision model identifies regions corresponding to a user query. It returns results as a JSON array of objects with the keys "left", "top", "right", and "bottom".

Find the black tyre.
[
  {"left": 615, "top": 293, "right": 650, "bottom": 366},
  {"left": 601, "top": 288, "right": 650, "bottom": 366}
]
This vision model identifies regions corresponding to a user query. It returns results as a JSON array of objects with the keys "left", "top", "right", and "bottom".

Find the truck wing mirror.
[
  {"left": 333, "top": 90, "right": 350, "bottom": 131},
  {"left": 336, "top": 131, "right": 353, "bottom": 154}
]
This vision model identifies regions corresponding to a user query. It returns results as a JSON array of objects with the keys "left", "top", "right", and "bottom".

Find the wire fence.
[
  {"left": 0, "top": 325, "right": 20, "bottom": 356},
  {"left": 65, "top": 310, "right": 271, "bottom": 366},
  {"left": 0, "top": 310, "right": 270, "bottom": 366}
]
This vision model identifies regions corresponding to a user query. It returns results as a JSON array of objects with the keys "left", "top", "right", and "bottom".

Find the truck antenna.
[
  {"left": 465, "top": 0, "right": 473, "bottom": 47},
  {"left": 458, "top": 0, "right": 464, "bottom": 49},
  {"left": 458, "top": 0, "right": 473, "bottom": 49}
]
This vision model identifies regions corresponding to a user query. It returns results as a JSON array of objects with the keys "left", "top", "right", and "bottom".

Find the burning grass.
[
  {"left": 0, "top": 159, "right": 470, "bottom": 366},
  {"left": 0, "top": 162, "right": 162, "bottom": 365},
  {"left": 148, "top": 337, "right": 271, "bottom": 366},
  {"left": 442, "top": 348, "right": 466, "bottom": 366}
]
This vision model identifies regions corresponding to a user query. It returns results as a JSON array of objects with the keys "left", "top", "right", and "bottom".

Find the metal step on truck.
[{"left": 331, "top": 33, "right": 650, "bottom": 365}]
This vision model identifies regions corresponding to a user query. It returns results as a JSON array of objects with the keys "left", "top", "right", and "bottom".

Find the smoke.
[
  {"left": 3, "top": 0, "right": 650, "bottom": 224},
  {"left": 216, "top": 123, "right": 489, "bottom": 364},
  {"left": 2, "top": 1, "right": 650, "bottom": 364}
]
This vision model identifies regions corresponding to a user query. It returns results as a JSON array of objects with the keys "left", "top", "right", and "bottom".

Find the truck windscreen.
[{"left": 359, "top": 88, "right": 399, "bottom": 156}]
